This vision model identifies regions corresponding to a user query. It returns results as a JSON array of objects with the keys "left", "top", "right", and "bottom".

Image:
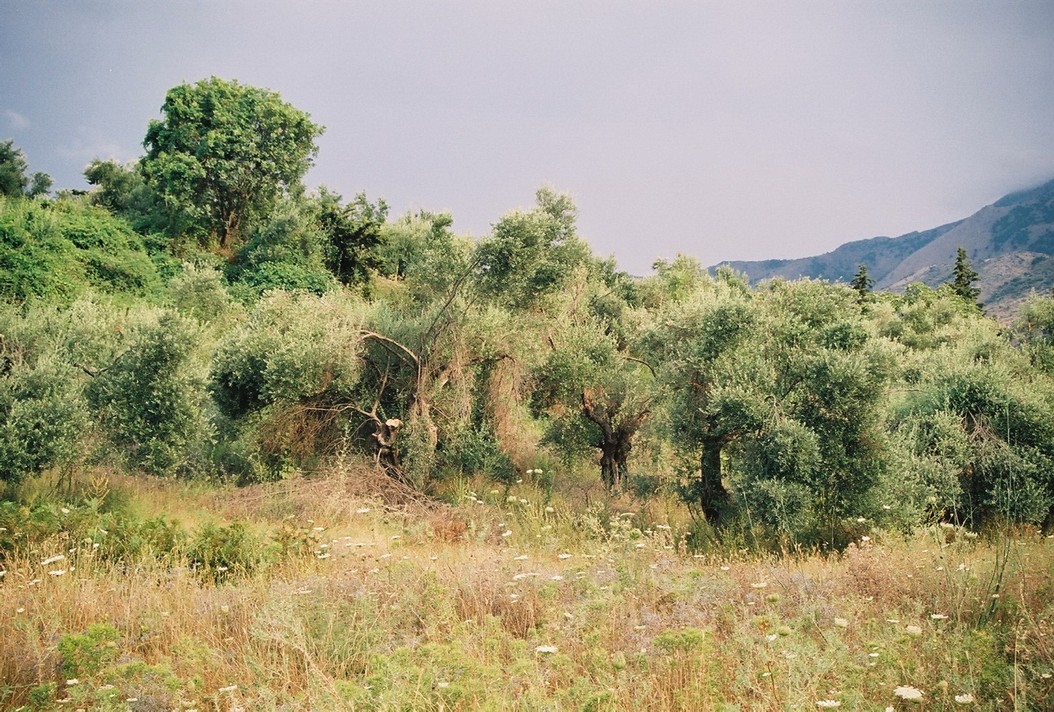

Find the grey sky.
[{"left": 2, "top": 1, "right": 1053, "bottom": 274}]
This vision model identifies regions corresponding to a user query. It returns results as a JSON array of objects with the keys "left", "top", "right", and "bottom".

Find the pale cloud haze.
[{"left": 2, "top": 1, "right": 1052, "bottom": 274}]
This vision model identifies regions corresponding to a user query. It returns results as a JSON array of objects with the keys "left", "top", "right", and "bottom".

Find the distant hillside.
[{"left": 717, "top": 177, "right": 1054, "bottom": 320}]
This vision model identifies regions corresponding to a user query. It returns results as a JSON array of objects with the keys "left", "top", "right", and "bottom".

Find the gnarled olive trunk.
[
  {"left": 598, "top": 431, "right": 634, "bottom": 490},
  {"left": 699, "top": 437, "right": 730, "bottom": 524},
  {"left": 581, "top": 391, "right": 648, "bottom": 490}
]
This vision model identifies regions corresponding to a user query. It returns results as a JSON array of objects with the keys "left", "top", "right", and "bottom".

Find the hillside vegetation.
[{"left": 1, "top": 78, "right": 1052, "bottom": 710}]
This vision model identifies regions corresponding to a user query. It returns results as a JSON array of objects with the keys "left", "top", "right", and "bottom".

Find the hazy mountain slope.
[
  {"left": 716, "top": 177, "right": 1054, "bottom": 319},
  {"left": 720, "top": 222, "right": 961, "bottom": 284}
]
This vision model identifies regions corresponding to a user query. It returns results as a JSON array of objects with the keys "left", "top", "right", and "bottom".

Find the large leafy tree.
[
  {"left": 733, "top": 279, "right": 892, "bottom": 544},
  {"left": 141, "top": 77, "right": 323, "bottom": 249}
]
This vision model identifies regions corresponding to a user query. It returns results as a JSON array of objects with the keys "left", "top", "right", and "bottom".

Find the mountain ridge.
[{"left": 715, "top": 177, "right": 1054, "bottom": 319}]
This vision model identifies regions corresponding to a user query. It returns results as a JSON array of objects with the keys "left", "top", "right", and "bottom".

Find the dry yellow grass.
[{"left": 1, "top": 468, "right": 1051, "bottom": 710}]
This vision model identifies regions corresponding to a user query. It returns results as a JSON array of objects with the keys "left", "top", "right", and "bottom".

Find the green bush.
[
  {"left": 227, "top": 199, "right": 337, "bottom": 298},
  {"left": 87, "top": 311, "right": 208, "bottom": 475},
  {"left": 165, "top": 262, "right": 239, "bottom": 325},
  {"left": 209, "top": 291, "right": 366, "bottom": 480},
  {"left": 59, "top": 623, "right": 121, "bottom": 677},
  {"left": 187, "top": 521, "right": 262, "bottom": 581},
  {"left": 0, "top": 352, "right": 86, "bottom": 485}
]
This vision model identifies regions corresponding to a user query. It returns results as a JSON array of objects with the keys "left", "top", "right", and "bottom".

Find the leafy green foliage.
[
  {"left": 87, "top": 312, "right": 207, "bottom": 475},
  {"left": 165, "top": 262, "right": 240, "bottom": 325},
  {"left": 211, "top": 291, "right": 365, "bottom": 418},
  {"left": 1014, "top": 293, "right": 1054, "bottom": 375},
  {"left": 141, "top": 77, "right": 323, "bottom": 247},
  {"left": 850, "top": 263, "right": 873, "bottom": 300},
  {"left": 474, "top": 187, "right": 591, "bottom": 310},
  {"left": 0, "top": 345, "right": 86, "bottom": 485},
  {"left": 59, "top": 623, "right": 121, "bottom": 677},
  {"left": 0, "top": 195, "right": 162, "bottom": 301},
  {"left": 0, "top": 139, "right": 50, "bottom": 198},
  {"left": 890, "top": 331, "right": 1054, "bottom": 527},
  {"left": 226, "top": 197, "right": 337, "bottom": 297},
  {"left": 187, "top": 520, "right": 262, "bottom": 580},
  {"left": 210, "top": 291, "right": 366, "bottom": 480},
  {"left": 317, "top": 189, "right": 388, "bottom": 288},
  {"left": 377, "top": 210, "right": 473, "bottom": 306}
]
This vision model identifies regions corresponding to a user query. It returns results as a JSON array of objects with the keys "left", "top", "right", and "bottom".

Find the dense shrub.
[
  {"left": 210, "top": 291, "right": 367, "bottom": 480},
  {"left": 86, "top": 311, "right": 208, "bottom": 475},
  {"left": 0, "top": 195, "right": 162, "bottom": 301}
]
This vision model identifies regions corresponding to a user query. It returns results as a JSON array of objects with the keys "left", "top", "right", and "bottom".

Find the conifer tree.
[
  {"left": 951, "top": 246, "right": 982, "bottom": 308},
  {"left": 850, "top": 263, "right": 874, "bottom": 301}
]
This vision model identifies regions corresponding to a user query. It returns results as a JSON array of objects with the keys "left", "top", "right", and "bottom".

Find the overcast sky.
[{"left": 2, "top": 1, "right": 1053, "bottom": 274}]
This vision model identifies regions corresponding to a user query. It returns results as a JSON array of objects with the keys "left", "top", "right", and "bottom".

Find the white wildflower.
[
  {"left": 893, "top": 685, "right": 923, "bottom": 700},
  {"left": 816, "top": 701, "right": 841, "bottom": 708},
  {"left": 558, "top": 553, "right": 572, "bottom": 560},
  {"left": 905, "top": 625, "right": 922, "bottom": 636},
  {"left": 834, "top": 617, "right": 849, "bottom": 628},
  {"left": 954, "top": 693, "right": 974, "bottom": 704},
  {"left": 41, "top": 554, "right": 65, "bottom": 566},
  {"left": 535, "top": 645, "right": 558, "bottom": 654}
]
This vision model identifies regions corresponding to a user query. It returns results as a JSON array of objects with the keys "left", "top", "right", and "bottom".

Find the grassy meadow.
[{"left": 1, "top": 464, "right": 1051, "bottom": 711}]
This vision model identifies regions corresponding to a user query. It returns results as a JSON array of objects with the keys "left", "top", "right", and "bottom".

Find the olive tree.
[
  {"left": 210, "top": 291, "right": 367, "bottom": 480},
  {"left": 733, "top": 279, "right": 893, "bottom": 544},
  {"left": 531, "top": 265, "right": 653, "bottom": 488},
  {"left": 474, "top": 187, "right": 591, "bottom": 310},
  {"left": 643, "top": 268, "right": 760, "bottom": 523}
]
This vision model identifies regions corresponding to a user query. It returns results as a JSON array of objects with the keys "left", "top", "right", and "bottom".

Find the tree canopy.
[
  {"left": 141, "top": 77, "right": 323, "bottom": 249},
  {"left": 0, "top": 140, "right": 51, "bottom": 198}
]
